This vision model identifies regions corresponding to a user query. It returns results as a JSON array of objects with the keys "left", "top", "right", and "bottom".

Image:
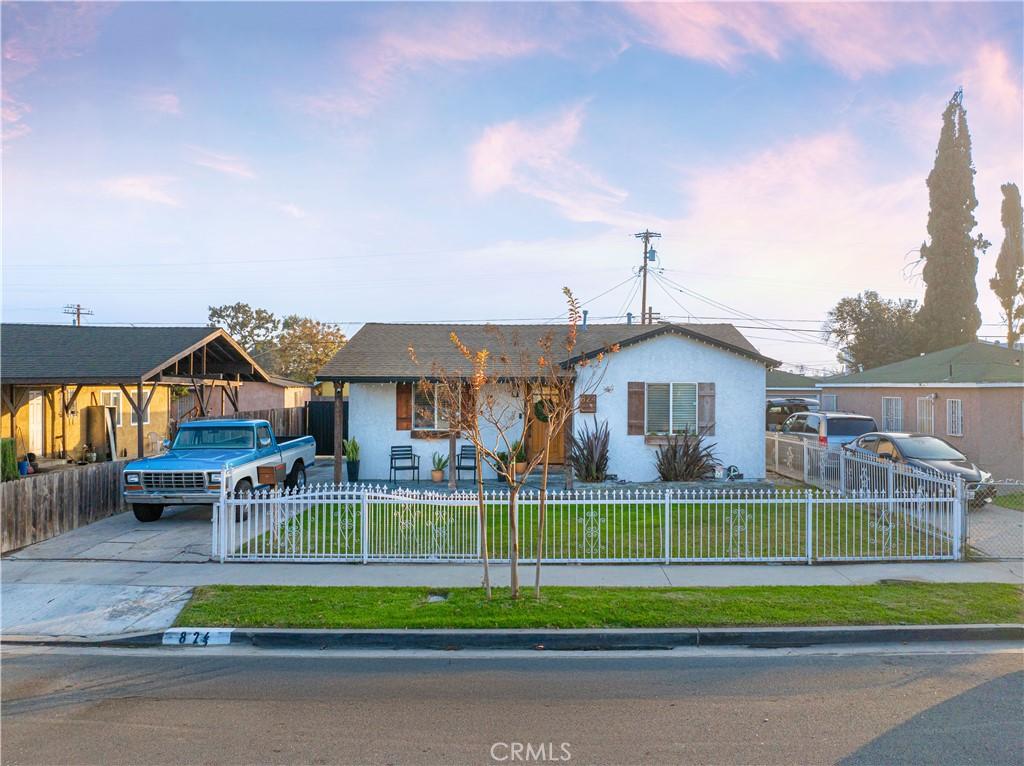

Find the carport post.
[{"left": 136, "top": 380, "right": 145, "bottom": 458}]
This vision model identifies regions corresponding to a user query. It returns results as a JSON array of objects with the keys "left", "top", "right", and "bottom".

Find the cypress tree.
[
  {"left": 989, "top": 182, "right": 1024, "bottom": 348},
  {"left": 915, "top": 89, "right": 989, "bottom": 352}
]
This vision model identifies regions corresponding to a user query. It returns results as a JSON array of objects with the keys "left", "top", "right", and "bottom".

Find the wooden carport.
[{"left": 0, "top": 324, "right": 271, "bottom": 459}]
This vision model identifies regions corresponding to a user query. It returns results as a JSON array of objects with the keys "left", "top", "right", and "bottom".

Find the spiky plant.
[
  {"left": 654, "top": 431, "right": 718, "bottom": 482},
  {"left": 568, "top": 418, "right": 610, "bottom": 482}
]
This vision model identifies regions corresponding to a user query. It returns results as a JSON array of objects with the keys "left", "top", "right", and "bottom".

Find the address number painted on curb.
[{"left": 162, "top": 628, "right": 233, "bottom": 646}]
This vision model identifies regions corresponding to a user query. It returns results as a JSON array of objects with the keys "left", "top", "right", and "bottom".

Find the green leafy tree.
[
  {"left": 208, "top": 303, "right": 281, "bottom": 370},
  {"left": 275, "top": 315, "right": 347, "bottom": 383},
  {"left": 989, "top": 182, "right": 1024, "bottom": 348},
  {"left": 915, "top": 89, "right": 990, "bottom": 352},
  {"left": 824, "top": 290, "right": 921, "bottom": 370}
]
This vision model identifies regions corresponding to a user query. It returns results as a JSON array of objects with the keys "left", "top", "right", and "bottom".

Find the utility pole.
[
  {"left": 634, "top": 230, "right": 661, "bottom": 325},
  {"left": 63, "top": 304, "right": 94, "bottom": 326}
]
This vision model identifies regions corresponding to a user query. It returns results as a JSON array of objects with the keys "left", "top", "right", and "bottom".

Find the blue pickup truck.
[{"left": 122, "top": 419, "right": 316, "bottom": 522}]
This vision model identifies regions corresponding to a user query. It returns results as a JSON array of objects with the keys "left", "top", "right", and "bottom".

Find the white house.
[{"left": 317, "top": 322, "right": 774, "bottom": 482}]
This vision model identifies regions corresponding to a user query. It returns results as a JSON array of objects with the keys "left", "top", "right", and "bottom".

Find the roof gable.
[
  {"left": 318, "top": 322, "right": 774, "bottom": 381},
  {"left": 0, "top": 324, "right": 270, "bottom": 384}
]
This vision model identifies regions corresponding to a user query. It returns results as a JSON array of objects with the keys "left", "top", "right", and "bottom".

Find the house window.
[
  {"left": 100, "top": 390, "right": 123, "bottom": 427},
  {"left": 882, "top": 396, "right": 903, "bottom": 431},
  {"left": 916, "top": 397, "right": 934, "bottom": 435},
  {"left": 947, "top": 398, "right": 964, "bottom": 437},
  {"left": 130, "top": 389, "right": 151, "bottom": 426},
  {"left": 821, "top": 393, "right": 838, "bottom": 411},
  {"left": 412, "top": 383, "right": 455, "bottom": 431},
  {"left": 645, "top": 383, "right": 697, "bottom": 435}
]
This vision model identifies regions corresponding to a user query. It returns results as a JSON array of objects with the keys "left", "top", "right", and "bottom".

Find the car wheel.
[
  {"left": 286, "top": 463, "right": 306, "bottom": 490},
  {"left": 132, "top": 504, "right": 163, "bottom": 522},
  {"left": 233, "top": 479, "right": 253, "bottom": 521}
]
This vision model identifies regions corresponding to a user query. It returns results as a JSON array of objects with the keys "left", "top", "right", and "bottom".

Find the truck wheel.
[
  {"left": 286, "top": 463, "right": 306, "bottom": 490},
  {"left": 132, "top": 505, "right": 163, "bottom": 522},
  {"left": 233, "top": 479, "right": 253, "bottom": 521}
]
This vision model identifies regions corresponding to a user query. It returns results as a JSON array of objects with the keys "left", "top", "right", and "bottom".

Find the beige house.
[
  {"left": 818, "top": 342, "right": 1024, "bottom": 480},
  {"left": 235, "top": 375, "right": 312, "bottom": 411}
]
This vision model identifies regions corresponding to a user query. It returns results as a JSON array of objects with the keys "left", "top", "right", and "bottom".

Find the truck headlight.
[
  {"left": 124, "top": 472, "right": 141, "bottom": 485},
  {"left": 207, "top": 471, "right": 222, "bottom": 486}
]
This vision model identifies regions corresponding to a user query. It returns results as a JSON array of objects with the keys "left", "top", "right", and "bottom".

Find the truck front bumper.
[{"left": 124, "top": 491, "right": 219, "bottom": 506}]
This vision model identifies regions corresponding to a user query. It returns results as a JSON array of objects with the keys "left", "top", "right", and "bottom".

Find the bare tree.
[{"left": 410, "top": 289, "right": 617, "bottom": 599}]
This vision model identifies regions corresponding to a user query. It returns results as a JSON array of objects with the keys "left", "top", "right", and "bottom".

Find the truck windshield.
[{"left": 173, "top": 427, "right": 254, "bottom": 449}]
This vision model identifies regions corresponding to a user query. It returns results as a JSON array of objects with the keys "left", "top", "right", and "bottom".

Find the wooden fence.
[
  {"left": 201, "top": 407, "right": 308, "bottom": 436},
  {"left": 1, "top": 460, "right": 127, "bottom": 553}
]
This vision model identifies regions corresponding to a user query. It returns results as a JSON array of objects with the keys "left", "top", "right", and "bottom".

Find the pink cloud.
[
  {"left": 305, "top": 9, "right": 547, "bottom": 119},
  {"left": 279, "top": 203, "right": 308, "bottom": 220},
  {"left": 140, "top": 92, "right": 181, "bottom": 116},
  {"left": 622, "top": 3, "right": 998, "bottom": 79},
  {"left": 101, "top": 176, "right": 181, "bottom": 207},
  {"left": 188, "top": 147, "right": 256, "bottom": 179},
  {"left": 2, "top": 2, "right": 113, "bottom": 82},
  {"left": 469, "top": 104, "right": 636, "bottom": 226}
]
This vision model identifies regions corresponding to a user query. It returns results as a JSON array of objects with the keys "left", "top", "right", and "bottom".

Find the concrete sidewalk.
[
  {"left": 3, "top": 558, "right": 1020, "bottom": 637},
  {"left": 4, "top": 557, "right": 1021, "bottom": 588}
]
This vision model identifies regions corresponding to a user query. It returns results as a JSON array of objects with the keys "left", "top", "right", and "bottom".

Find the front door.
[
  {"left": 526, "top": 389, "right": 566, "bottom": 464},
  {"left": 27, "top": 390, "right": 43, "bottom": 455}
]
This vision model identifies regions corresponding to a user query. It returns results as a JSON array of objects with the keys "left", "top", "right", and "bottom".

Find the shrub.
[
  {"left": 1, "top": 438, "right": 17, "bottom": 482},
  {"left": 344, "top": 438, "right": 360, "bottom": 461},
  {"left": 654, "top": 431, "right": 718, "bottom": 482},
  {"left": 568, "top": 418, "right": 610, "bottom": 482}
]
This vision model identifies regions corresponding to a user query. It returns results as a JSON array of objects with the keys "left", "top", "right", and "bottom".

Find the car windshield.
[
  {"left": 826, "top": 417, "right": 876, "bottom": 436},
  {"left": 895, "top": 436, "right": 965, "bottom": 460},
  {"left": 172, "top": 427, "right": 254, "bottom": 449}
]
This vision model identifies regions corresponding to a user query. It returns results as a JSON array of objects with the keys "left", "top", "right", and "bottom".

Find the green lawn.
[
  {"left": 174, "top": 582, "right": 1022, "bottom": 630},
  {"left": 231, "top": 495, "right": 955, "bottom": 561},
  {"left": 993, "top": 493, "right": 1024, "bottom": 511}
]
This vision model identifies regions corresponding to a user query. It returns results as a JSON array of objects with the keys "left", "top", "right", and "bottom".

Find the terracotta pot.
[
  {"left": 431, "top": 469, "right": 444, "bottom": 482},
  {"left": 515, "top": 461, "right": 527, "bottom": 479}
]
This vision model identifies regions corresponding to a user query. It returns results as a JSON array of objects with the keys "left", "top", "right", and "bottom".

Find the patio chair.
[
  {"left": 389, "top": 445, "right": 420, "bottom": 483},
  {"left": 455, "top": 444, "right": 477, "bottom": 482}
]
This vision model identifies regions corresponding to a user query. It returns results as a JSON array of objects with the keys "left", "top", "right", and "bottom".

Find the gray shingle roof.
[
  {"left": 318, "top": 322, "right": 773, "bottom": 381},
  {"left": 0, "top": 324, "right": 265, "bottom": 384}
]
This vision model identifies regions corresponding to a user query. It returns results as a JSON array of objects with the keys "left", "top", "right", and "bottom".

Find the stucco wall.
[
  {"left": 817, "top": 385, "right": 1024, "bottom": 480},
  {"left": 348, "top": 382, "right": 521, "bottom": 481},
  {"left": 592, "top": 333, "right": 766, "bottom": 481},
  {"left": 2, "top": 384, "right": 173, "bottom": 461}
]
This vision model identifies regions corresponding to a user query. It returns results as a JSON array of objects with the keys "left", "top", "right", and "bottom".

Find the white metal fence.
[
  {"left": 212, "top": 482, "right": 963, "bottom": 564},
  {"left": 766, "top": 433, "right": 961, "bottom": 498}
]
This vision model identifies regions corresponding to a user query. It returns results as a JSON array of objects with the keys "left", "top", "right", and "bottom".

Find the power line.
[
  {"left": 62, "top": 303, "right": 93, "bottom": 325},
  {"left": 634, "top": 229, "right": 661, "bottom": 325}
]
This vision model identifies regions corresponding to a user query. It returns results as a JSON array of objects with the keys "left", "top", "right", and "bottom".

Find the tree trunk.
[
  {"left": 508, "top": 485, "right": 519, "bottom": 598},
  {"left": 476, "top": 444, "right": 491, "bottom": 599},
  {"left": 534, "top": 424, "right": 552, "bottom": 599}
]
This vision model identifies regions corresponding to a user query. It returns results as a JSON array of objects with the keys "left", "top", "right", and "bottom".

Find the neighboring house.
[
  {"left": 766, "top": 370, "right": 821, "bottom": 400},
  {"left": 318, "top": 322, "right": 776, "bottom": 482},
  {"left": 817, "top": 342, "right": 1024, "bottom": 480},
  {"left": 236, "top": 375, "right": 313, "bottom": 410},
  {"left": 1, "top": 324, "right": 270, "bottom": 462}
]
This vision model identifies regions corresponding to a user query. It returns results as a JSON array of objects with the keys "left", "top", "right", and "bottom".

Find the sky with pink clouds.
[{"left": 2, "top": 1, "right": 1021, "bottom": 372}]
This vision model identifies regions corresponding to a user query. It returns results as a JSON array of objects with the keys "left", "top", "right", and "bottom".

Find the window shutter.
[
  {"left": 627, "top": 382, "right": 645, "bottom": 435},
  {"left": 396, "top": 382, "right": 412, "bottom": 430},
  {"left": 698, "top": 382, "right": 716, "bottom": 435}
]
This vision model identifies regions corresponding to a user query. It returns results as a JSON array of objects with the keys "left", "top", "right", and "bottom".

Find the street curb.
[{"left": 3, "top": 624, "right": 1022, "bottom": 650}]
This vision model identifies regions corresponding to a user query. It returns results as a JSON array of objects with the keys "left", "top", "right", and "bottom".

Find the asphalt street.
[{"left": 2, "top": 645, "right": 1022, "bottom": 765}]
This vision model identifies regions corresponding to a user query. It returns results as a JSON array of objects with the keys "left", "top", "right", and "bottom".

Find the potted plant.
[
  {"left": 344, "top": 438, "right": 360, "bottom": 483},
  {"left": 511, "top": 440, "right": 527, "bottom": 480},
  {"left": 431, "top": 452, "right": 449, "bottom": 483}
]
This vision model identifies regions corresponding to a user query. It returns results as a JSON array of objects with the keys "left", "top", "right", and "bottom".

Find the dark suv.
[{"left": 766, "top": 397, "right": 819, "bottom": 431}]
